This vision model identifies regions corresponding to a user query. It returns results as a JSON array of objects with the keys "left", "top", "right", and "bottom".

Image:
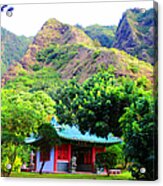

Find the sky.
[{"left": 1, "top": 0, "right": 153, "bottom": 37}]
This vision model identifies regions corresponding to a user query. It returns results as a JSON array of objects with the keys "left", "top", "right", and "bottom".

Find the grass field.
[{"left": 10, "top": 171, "right": 133, "bottom": 180}]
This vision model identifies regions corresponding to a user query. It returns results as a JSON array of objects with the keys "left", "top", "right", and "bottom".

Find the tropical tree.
[
  {"left": 52, "top": 69, "right": 151, "bottom": 137},
  {"left": 1, "top": 90, "right": 55, "bottom": 176},
  {"left": 119, "top": 91, "right": 157, "bottom": 180}
]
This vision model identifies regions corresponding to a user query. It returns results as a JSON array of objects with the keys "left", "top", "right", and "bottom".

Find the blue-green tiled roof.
[
  {"left": 57, "top": 125, "right": 121, "bottom": 144},
  {"left": 25, "top": 118, "right": 122, "bottom": 144}
]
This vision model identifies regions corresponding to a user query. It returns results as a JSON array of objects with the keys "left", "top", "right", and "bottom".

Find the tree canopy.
[
  {"left": 52, "top": 68, "right": 152, "bottom": 137},
  {"left": 1, "top": 89, "right": 55, "bottom": 176},
  {"left": 119, "top": 92, "right": 157, "bottom": 180}
]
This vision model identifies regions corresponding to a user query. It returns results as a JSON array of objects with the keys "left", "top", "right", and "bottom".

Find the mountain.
[
  {"left": 82, "top": 25, "right": 117, "bottom": 48},
  {"left": 113, "top": 8, "right": 157, "bottom": 65},
  {"left": 1, "top": 27, "right": 33, "bottom": 75},
  {"left": 2, "top": 16, "right": 153, "bottom": 86},
  {"left": 35, "top": 43, "right": 153, "bottom": 83},
  {"left": 76, "top": 24, "right": 117, "bottom": 48},
  {"left": 19, "top": 18, "right": 95, "bottom": 69},
  {"left": 2, "top": 18, "right": 95, "bottom": 85},
  {"left": 4, "top": 44, "right": 153, "bottom": 91}
]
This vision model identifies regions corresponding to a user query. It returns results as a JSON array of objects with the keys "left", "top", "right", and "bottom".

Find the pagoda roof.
[
  {"left": 56, "top": 125, "right": 121, "bottom": 144},
  {"left": 25, "top": 118, "right": 122, "bottom": 145}
]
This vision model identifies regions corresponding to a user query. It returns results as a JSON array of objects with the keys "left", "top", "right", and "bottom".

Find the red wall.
[{"left": 54, "top": 144, "right": 106, "bottom": 172}]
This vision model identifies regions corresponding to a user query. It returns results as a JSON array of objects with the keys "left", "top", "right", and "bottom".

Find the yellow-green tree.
[{"left": 1, "top": 90, "right": 55, "bottom": 176}]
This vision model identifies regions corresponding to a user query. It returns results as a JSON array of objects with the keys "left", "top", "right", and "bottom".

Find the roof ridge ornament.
[{"left": 51, "top": 117, "right": 62, "bottom": 131}]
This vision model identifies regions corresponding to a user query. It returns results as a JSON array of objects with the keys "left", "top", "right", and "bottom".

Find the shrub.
[
  {"left": 32, "top": 64, "right": 42, "bottom": 71},
  {"left": 95, "top": 151, "right": 117, "bottom": 176},
  {"left": 107, "top": 144, "right": 126, "bottom": 169}
]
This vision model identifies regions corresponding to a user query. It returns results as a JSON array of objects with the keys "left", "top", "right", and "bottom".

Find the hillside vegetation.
[
  {"left": 82, "top": 24, "right": 117, "bottom": 48},
  {"left": 1, "top": 27, "right": 33, "bottom": 75},
  {"left": 36, "top": 43, "right": 153, "bottom": 83}
]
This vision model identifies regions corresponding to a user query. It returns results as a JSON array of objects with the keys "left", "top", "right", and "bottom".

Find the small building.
[{"left": 26, "top": 118, "right": 122, "bottom": 173}]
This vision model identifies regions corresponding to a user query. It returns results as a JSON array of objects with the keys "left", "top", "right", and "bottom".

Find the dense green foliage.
[
  {"left": 1, "top": 27, "right": 33, "bottom": 75},
  {"left": 107, "top": 144, "right": 126, "bottom": 169},
  {"left": 38, "top": 123, "right": 61, "bottom": 148},
  {"left": 2, "top": 66, "right": 62, "bottom": 176},
  {"left": 52, "top": 68, "right": 151, "bottom": 137},
  {"left": 1, "top": 89, "right": 55, "bottom": 176},
  {"left": 96, "top": 143, "right": 126, "bottom": 175},
  {"left": 4, "top": 67, "right": 62, "bottom": 93},
  {"left": 2, "top": 143, "right": 32, "bottom": 176},
  {"left": 36, "top": 43, "right": 80, "bottom": 69},
  {"left": 119, "top": 93, "right": 157, "bottom": 180}
]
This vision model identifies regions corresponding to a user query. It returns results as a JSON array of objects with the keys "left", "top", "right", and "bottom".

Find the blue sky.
[{"left": 1, "top": 1, "right": 153, "bottom": 36}]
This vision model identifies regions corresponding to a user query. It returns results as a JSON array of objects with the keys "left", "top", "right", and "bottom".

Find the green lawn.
[{"left": 10, "top": 170, "right": 133, "bottom": 180}]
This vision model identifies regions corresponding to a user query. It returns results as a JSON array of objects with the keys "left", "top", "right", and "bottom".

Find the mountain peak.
[
  {"left": 126, "top": 8, "right": 146, "bottom": 14},
  {"left": 113, "top": 8, "right": 157, "bottom": 64},
  {"left": 45, "top": 18, "right": 61, "bottom": 24},
  {"left": 18, "top": 18, "right": 94, "bottom": 67},
  {"left": 41, "top": 18, "right": 63, "bottom": 29}
]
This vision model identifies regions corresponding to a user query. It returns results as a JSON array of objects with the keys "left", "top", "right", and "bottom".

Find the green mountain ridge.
[
  {"left": 2, "top": 12, "right": 154, "bottom": 86},
  {"left": 79, "top": 24, "right": 117, "bottom": 48},
  {"left": 19, "top": 18, "right": 95, "bottom": 68},
  {"left": 2, "top": 18, "right": 95, "bottom": 86},
  {"left": 77, "top": 8, "right": 157, "bottom": 65},
  {"left": 1, "top": 27, "right": 33, "bottom": 75},
  {"left": 113, "top": 8, "right": 157, "bottom": 64}
]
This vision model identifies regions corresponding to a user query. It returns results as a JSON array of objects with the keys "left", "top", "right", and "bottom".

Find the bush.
[
  {"left": 107, "top": 144, "right": 126, "bottom": 169},
  {"left": 32, "top": 64, "right": 42, "bottom": 71},
  {"left": 95, "top": 151, "right": 117, "bottom": 176}
]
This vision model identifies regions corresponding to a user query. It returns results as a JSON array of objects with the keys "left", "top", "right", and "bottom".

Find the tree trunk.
[
  {"left": 39, "top": 161, "right": 45, "bottom": 174},
  {"left": 124, "top": 156, "right": 128, "bottom": 169},
  {"left": 107, "top": 169, "right": 110, "bottom": 176},
  {"left": 106, "top": 166, "right": 110, "bottom": 176}
]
